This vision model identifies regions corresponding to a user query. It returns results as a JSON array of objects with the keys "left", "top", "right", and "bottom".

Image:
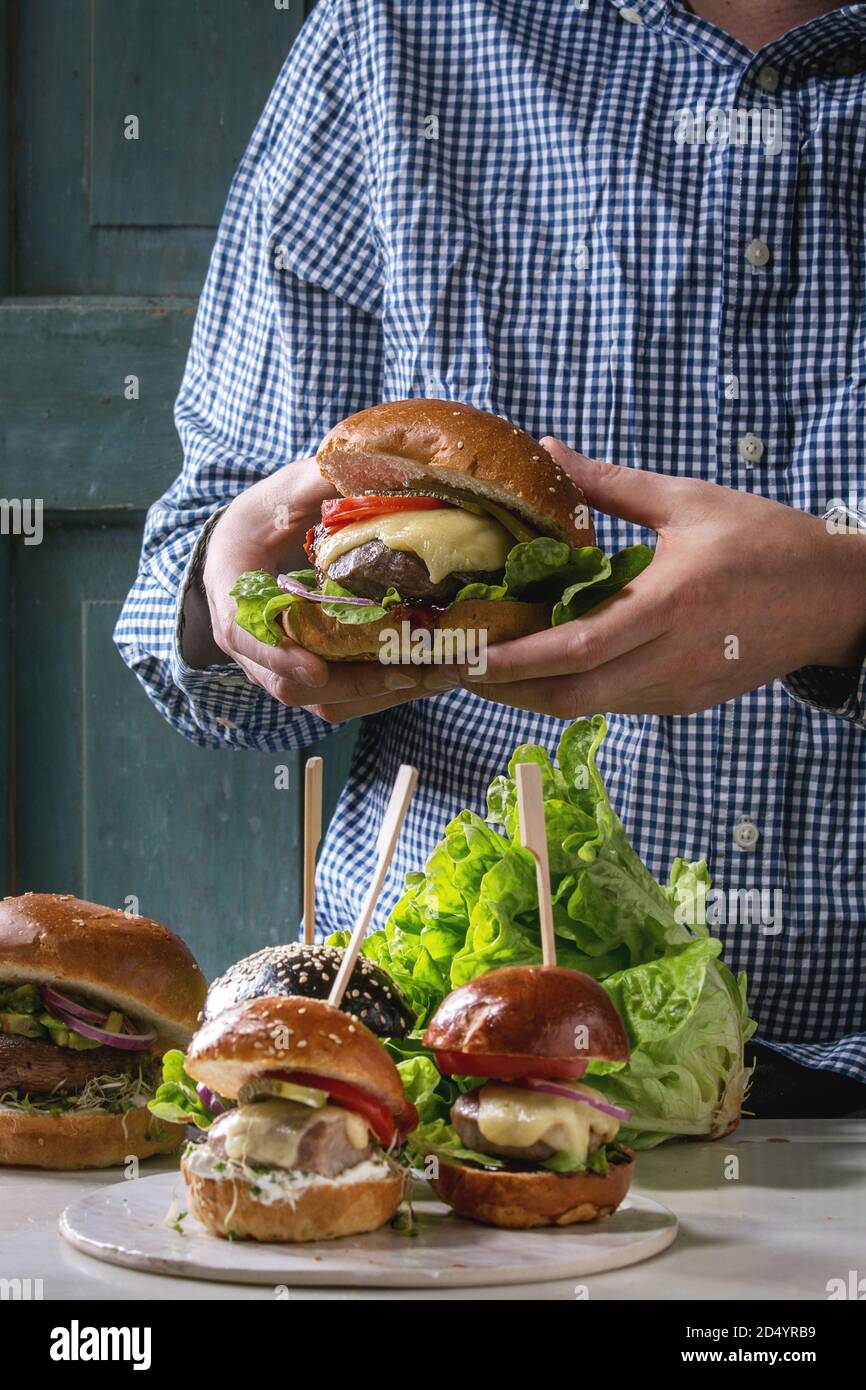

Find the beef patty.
[
  {"left": 0, "top": 1033, "right": 138, "bottom": 1096},
  {"left": 319, "top": 540, "right": 500, "bottom": 606},
  {"left": 451, "top": 1087, "right": 604, "bottom": 1162}
]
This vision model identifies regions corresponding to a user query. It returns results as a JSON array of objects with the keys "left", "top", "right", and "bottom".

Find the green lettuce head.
[{"left": 341, "top": 717, "right": 756, "bottom": 1149}]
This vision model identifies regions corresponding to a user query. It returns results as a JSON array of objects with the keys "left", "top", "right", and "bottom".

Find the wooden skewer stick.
[
  {"left": 328, "top": 764, "right": 419, "bottom": 1007},
  {"left": 515, "top": 762, "right": 557, "bottom": 968},
  {"left": 303, "top": 756, "right": 323, "bottom": 946}
]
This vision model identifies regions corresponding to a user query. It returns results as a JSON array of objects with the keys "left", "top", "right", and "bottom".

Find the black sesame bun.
[{"left": 201, "top": 944, "right": 415, "bottom": 1038}]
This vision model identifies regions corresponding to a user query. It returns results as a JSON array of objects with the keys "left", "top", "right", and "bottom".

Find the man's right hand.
[{"left": 201, "top": 458, "right": 448, "bottom": 721}]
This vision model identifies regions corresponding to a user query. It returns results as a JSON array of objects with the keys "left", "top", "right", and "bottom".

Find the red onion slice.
[
  {"left": 42, "top": 986, "right": 106, "bottom": 1025},
  {"left": 276, "top": 574, "right": 374, "bottom": 606},
  {"left": 196, "top": 1082, "right": 228, "bottom": 1118},
  {"left": 519, "top": 1077, "right": 630, "bottom": 1121},
  {"left": 50, "top": 1006, "right": 155, "bottom": 1052}
]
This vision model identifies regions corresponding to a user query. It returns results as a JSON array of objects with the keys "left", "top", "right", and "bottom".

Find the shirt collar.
[{"left": 604, "top": 0, "right": 866, "bottom": 77}]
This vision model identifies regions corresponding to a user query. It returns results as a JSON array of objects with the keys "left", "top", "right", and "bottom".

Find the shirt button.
[
  {"left": 733, "top": 818, "right": 760, "bottom": 852},
  {"left": 835, "top": 53, "right": 859, "bottom": 77},
  {"left": 738, "top": 433, "right": 765, "bottom": 464},
  {"left": 756, "top": 64, "right": 780, "bottom": 92},
  {"left": 619, "top": 6, "right": 643, "bottom": 22},
  {"left": 745, "top": 239, "right": 771, "bottom": 267}
]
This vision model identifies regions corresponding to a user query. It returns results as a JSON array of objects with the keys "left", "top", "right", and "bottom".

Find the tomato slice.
[
  {"left": 274, "top": 1069, "right": 407, "bottom": 1147},
  {"left": 434, "top": 1051, "right": 589, "bottom": 1082},
  {"left": 321, "top": 495, "right": 448, "bottom": 530}
]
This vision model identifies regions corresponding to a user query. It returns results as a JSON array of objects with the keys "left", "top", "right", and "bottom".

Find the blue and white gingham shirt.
[{"left": 115, "top": 0, "right": 866, "bottom": 1083}]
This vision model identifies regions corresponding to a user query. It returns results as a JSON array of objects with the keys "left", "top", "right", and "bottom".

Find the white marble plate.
[{"left": 59, "top": 1171, "right": 677, "bottom": 1289}]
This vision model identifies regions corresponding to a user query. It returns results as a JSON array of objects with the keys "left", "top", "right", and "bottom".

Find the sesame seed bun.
[
  {"left": 423, "top": 966, "right": 630, "bottom": 1065},
  {"left": 182, "top": 1151, "right": 405, "bottom": 1242},
  {"left": 202, "top": 944, "right": 415, "bottom": 1038},
  {"left": 318, "top": 399, "right": 593, "bottom": 547},
  {"left": 184, "top": 996, "right": 410, "bottom": 1119},
  {"left": 429, "top": 1149, "right": 634, "bottom": 1229},
  {"left": 0, "top": 893, "right": 207, "bottom": 1050}
]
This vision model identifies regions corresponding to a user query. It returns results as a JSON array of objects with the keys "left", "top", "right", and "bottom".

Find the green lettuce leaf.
[
  {"left": 229, "top": 569, "right": 402, "bottom": 645},
  {"left": 454, "top": 538, "right": 652, "bottom": 617},
  {"left": 406, "top": 1118, "right": 506, "bottom": 1170},
  {"left": 234, "top": 533, "right": 652, "bottom": 647},
  {"left": 351, "top": 715, "right": 755, "bottom": 1149},
  {"left": 147, "top": 1049, "right": 216, "bottom": 1130}
]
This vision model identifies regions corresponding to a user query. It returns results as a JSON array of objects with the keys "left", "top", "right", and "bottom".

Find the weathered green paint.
[
  {"left": 0, "top": 299, "right": 196, "bottom": 511},
  {"left": 13, "top": 0, "right": 305, "bottom": 296},
  {"left": 2, "top": 0, "right": 360, "bottom": 974},
  {"left": 91, "top": 0, "right": 300, "bottom": 229},
  {"left": 12, "top": 526, "right": 354, "bottom": 978}
]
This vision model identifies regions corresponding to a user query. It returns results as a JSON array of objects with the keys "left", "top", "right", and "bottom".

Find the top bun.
[
  {"left": 423, "top": 966, "right": 629, "bottom": 1065},
  {"left": 202, "top": 944, "right": 415, "bottom": 1039},
  {"left": 0, "top": 893, "right": 207, "bottom": 1049},
  {"left": 185, "top": 996, "right": 409, "bottom": 1117},
  {"left": 317, "top": 399, "right": 594, "bottom": 548}
]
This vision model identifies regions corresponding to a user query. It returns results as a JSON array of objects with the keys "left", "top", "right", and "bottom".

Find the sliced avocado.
[
  {"left": 0, "top": 1012, "right": 46, "bottom": 1038},
  {"left": 237, "top": 1077, "right": 328, "bottom": 1108},
  {"left": 37, "top": 1010, "right": 99, "bottom": 1050},
  {"left": 0, "top": 983, "right": 41, "bottom": 1014},
  {"left": 104, "top": 1010, "right": 124, "bottom": 1035},
  {"left": 64, "top": 1028, "right": 102, "bottom": 1051}
]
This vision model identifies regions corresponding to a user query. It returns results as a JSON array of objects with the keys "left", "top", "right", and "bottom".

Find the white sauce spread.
[{"left": 184, "top": 1144, "right": 397, "bottom": 1207}]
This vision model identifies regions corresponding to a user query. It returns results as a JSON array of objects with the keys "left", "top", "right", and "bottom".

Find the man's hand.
[
  {"left": 201, "top": 458, "right": 432, "bottom": 721},
  {"left": 463, "top": 439, "right": 866, "bottom": 719}
]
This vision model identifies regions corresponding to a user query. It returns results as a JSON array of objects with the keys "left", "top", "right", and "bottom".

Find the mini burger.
[
  {"left": 422, "top": 966, "right": 634, "bottom": 1229},
  {"left": 202, "top": 943, "right": 415, "bottom": 1038},
  {"left": 230, "top": 399, "right": 652, "bottom": 661},
  {"left": 180, "top": 996, "right": 417, "bottom": 1242},
  {"left": 0, "top": 893, "right": 206, "bottom": 1169}
]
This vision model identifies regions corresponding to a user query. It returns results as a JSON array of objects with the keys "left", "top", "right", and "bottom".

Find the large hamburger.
[
  {"left": 0, "top": 893, "right": 206, "bottom": 1169},
  {"left": 230, "top": 399, "right": 652, "bottom": 661},
  {"left": 181, "top": 996, "right": 417, "bottom": 1242},
  {"left": 422, "top": 966, "right": 634, "bottom": 1229}
]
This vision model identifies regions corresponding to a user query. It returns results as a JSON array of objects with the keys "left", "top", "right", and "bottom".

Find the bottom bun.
[
  {"left": 430, "top": 1151, "right": 635, "bottom": 1229},
  {"left": 182, "top": 1153, "right": 405, "bottom": 1242},
  {"left": 0, "top": 1104, "right": 185, "bottom": 1170},
  {"left": 282, "top": 598, "right": 551, "bottom": 661}
]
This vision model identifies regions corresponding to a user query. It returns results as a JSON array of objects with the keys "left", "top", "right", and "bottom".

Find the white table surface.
[{"left": 2, "top": 1119, "right": 862, "bottom": 1300}]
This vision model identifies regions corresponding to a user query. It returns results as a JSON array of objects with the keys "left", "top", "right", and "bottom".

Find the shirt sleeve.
[
  {"left": 781, "top": 663, "right": 866, "bottom": 728},
  {"left": 114, "top": 0, "right": 384, "bottom": 751},
  {"left": 782, "top": 508, "right": 866, "bottom": 729}
]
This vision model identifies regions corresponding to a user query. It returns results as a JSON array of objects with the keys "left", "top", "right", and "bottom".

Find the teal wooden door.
[{"left": 0, "top": 0, "right": 355, "bottom": 979}]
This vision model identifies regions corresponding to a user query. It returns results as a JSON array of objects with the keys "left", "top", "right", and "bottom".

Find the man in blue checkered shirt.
[{"left": 116, "top": 0, "right": 866, "bottom": 1115}]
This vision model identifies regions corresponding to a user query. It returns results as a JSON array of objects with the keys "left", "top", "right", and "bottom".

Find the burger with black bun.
[
  {"left": 230, "top": 399, "right": 652, "bottom": 661},
  {"left": 202, "top": 943, "right": 415, "bottom": 1038},
  {"left": 422, "top": 966, "right": 634, "bottom": 1229},
  {"left": 0, "top": 893, "right": 206, "bottom": 1169},
  {"left": 181, "top": 996, "right": 418, "bottom": 1242}
]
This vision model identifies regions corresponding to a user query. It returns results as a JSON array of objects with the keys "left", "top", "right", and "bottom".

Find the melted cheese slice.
[
  {"left": 219, "top": 1099, "right": 369, "bottom": 1171},
  {"left": 477, "top": 1083, "right": 619, "bottom": 1164},
  {"left": 315, "top": 509, "right": 512, "bottom": 584}
]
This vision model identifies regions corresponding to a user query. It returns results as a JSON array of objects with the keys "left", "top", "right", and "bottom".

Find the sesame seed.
[
  {"left": 457, "top": 440, "right": 464, "bottom": 449},
  {"left": 297, "top": 1040, "right": 307, "bottom": 1048}
]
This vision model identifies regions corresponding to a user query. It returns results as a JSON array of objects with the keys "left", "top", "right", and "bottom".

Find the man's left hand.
[{"left": 462, "top": 439, "right": 866, "bottom": 718}]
